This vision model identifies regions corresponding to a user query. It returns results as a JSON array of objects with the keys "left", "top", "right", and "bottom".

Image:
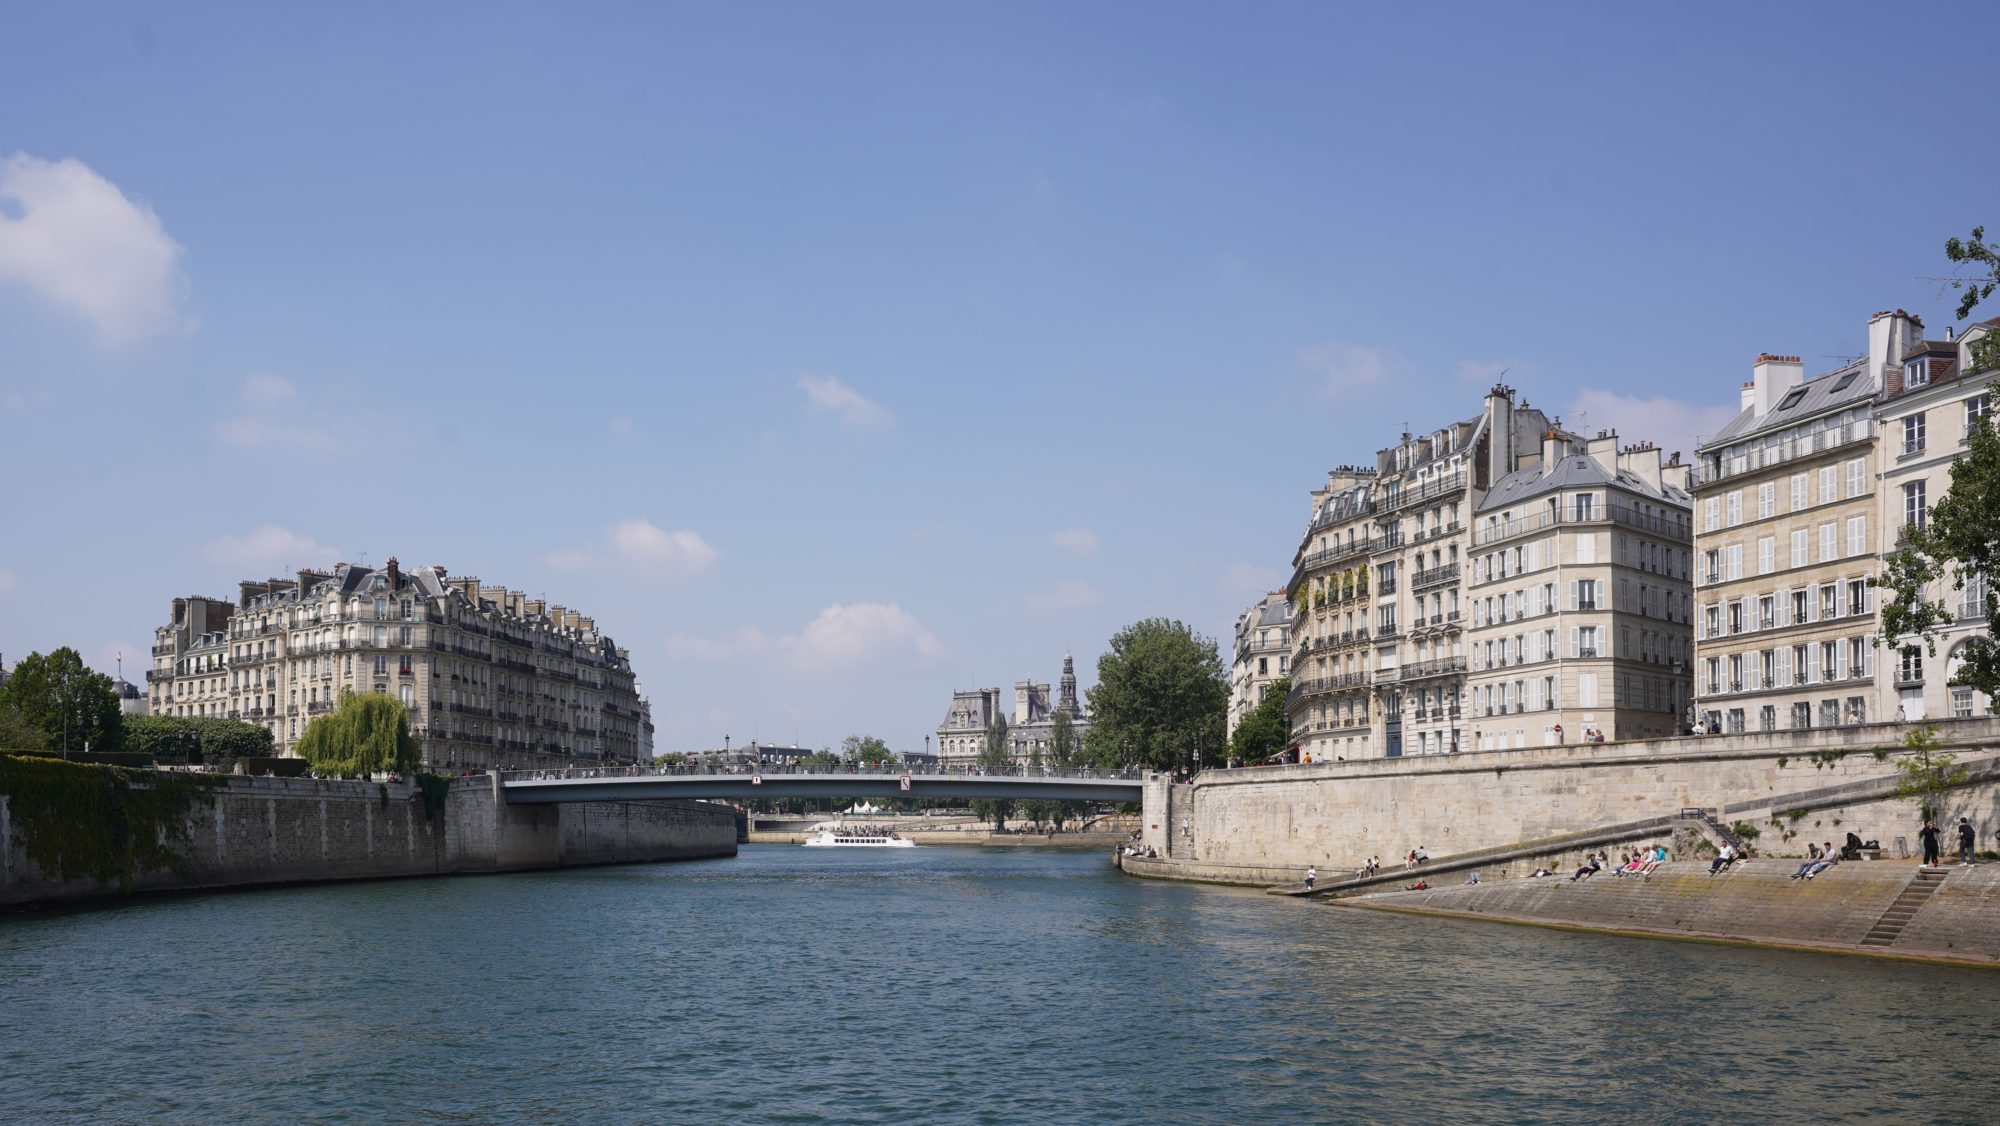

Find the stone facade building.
[
  {"left": 148, "top": 558, "right": 651, "bottom": 770},
  {"left": 1228, "top": 591, "right": 1292, "bottom": 741},
  {"left": 1286, "top": 385, "right": 1698, "bottom": 760},
  {"left": 1690, "top": 314, "right": 1917, "bottom": 735},
  {"left": 935, "top": 655, "right": 1088, "bottom": 768},
  {"left": 1875, "top": 319, "right": 1997, "bottom": 720},
  {"left": 1467, "top": 432, "right": 1694, "bottom": 748}
]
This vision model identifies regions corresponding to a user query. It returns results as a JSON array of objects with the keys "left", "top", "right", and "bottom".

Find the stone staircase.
[{"left": 1860, "top": 867, "right": 1951, "bottom": 948}]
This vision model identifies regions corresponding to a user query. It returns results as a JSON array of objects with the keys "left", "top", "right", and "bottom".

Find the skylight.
[
  {"left": 1777, "top": 387, "right": 1810, "bottom": 410},
  {"left": 1830, "top": 372, "right": 1860, "bottom": 392}
]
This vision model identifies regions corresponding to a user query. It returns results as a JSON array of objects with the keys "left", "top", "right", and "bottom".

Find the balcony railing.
[
  {"left": 1398, "top": 656, "right": 1468, "bottom": 681},
  {"left": 1477, "top": 503, "right": 1692, "bottom": 546},
  {"left": 1694, "top": 419, "right": 1874, "bottom": 486},
  {"left": 1383, "top": 471, "right": 1467, "bottom": 512},
  {"left": 1412, "top": 563, "right": 1460, "bottom": 590}
]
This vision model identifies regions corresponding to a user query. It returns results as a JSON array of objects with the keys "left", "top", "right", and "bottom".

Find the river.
[{"left": 2, "top": 845, "right": 1996, "bottom": 1124}]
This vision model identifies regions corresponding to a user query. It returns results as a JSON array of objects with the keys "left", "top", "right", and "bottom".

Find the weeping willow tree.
[{"left": 296, "top": 692, "right": 421, "bottom": 777}]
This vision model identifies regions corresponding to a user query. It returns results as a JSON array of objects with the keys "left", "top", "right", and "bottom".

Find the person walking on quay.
[
  {"left": 1958, "top": 818, "right": 1977, "bottom": 867},
  {"left": 1305, "top": 865, "right": 1317, "bottom": 892},
  {"left": 1919, "top": 819, "right": 1943, "bottom": 868}
]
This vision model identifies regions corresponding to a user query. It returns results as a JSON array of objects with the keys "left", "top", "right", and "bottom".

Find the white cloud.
[
  {"left": 242, "top": 373, "right": 296, "bottom": 409},
  {"left": 0, "top": 569, "right": 16, "bottom": 592},
  {"left": 1218, "top": 563, "right": 1283, "bottom": 604},
  {"left": 1299, "top": 342, "right": 1401, "bottom": 390},
  {"left": 1050, "top": 529, "right": 1098, "bottom": 556},
  {"left": 0, "top": 152, "right": 190, "bottom": 342},
  {"left": 1567, "top": 388, "right": 1739, "bottom": 455},
  {"left": 798, "top": 373, "right": 891, "bottom": 429},
  {"left": 787, "top": 602, "right": 943, "bottom": 670},
  {"left": 665, "top": 602, "right": 944, "bottom": 672},
  {"left": 204, "top": 524, "right": 337, "bottom": 572},
  {"left": 215, "top": 375, "right": 339, "bottom": 452},
  {"left": 546, "top": 518, "right": 718, "bottom": 582},
  {"left": 1025, "top": 579, "right": 1103, "bottom": 611}
]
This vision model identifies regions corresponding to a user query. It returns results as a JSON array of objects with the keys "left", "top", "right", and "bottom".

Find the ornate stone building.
[
  {"left": 935, "top": 654, "right": 1089, "bottom": 767},
  {"left": 1467, "top": 431, "right": 1694, "bottom": 748},
  {"left": 1874, "top": 318, "right": 1997, "bottom": 721},
  {"left": 1691, "top": 317, "right": 1908, "bottom": 736},
  {"left": 1228, "top": 591, "right": 1292, "bottom": 742},
  {"left": 148, "top": 558, "right": 651, "bottom": 770},
  {"left": 1286, "top": 385, "right": 1698, "bottom": 759}
]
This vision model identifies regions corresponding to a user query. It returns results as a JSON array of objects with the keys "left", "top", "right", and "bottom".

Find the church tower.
[{"left": 1058, "top": 652, "right": 1081, "bottom": 716}]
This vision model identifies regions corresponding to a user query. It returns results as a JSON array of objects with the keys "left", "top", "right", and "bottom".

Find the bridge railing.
[{"left": 495, "top": 762, "right": 1148, "bottom": 784}]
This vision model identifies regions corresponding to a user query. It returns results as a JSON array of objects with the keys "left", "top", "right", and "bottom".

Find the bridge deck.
[{"left": 497, "top": 771, "right": 1145, "bottom": 804}]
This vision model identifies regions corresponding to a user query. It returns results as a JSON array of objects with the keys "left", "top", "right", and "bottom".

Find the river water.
[{"left": 3, "top": 845, "right": 1997, "bottom": 1124}]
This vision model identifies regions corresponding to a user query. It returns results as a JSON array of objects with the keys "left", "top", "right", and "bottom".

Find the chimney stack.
[{"left": 1749, "top": 354, "right": 1804, "bottom": 415}]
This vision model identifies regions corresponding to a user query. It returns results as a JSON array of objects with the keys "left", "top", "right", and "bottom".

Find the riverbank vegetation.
[
  {"left": 0, "top": 647, "right": 125, "bottom": 755},
  {"left": 296, "top": 692, "right": 421, "bottom": 777},
  {"left": 0, "top": 753, "right": 225, "bottom": 887}
]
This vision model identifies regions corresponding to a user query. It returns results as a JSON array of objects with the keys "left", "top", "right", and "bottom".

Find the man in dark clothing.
[
  {"left": 1919, "top": 820, "right": 1943, "bottom": 868},
  {"left": 1958, "top": 818, "right": 1977, "bottom": 867}
]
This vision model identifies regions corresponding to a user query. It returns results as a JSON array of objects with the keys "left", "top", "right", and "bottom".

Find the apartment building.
[
  {"left": 1466, "top": 432, "right": 1695, "bottom": 748},
  {"left": 1287, "top": 386, "right": 1558, "bottom": 759},
  {"left": 1690, "top": 315, "right": 1919, "bottom": 734},
  {"left": 148, "top": 558, "right": 650, "bottom": 770},
  {"left": 1228, "top": 591, "right": 1293, "bottom": 740},
  {"left": 1876, "top": 319, "right": 1997, "bottom": 720}
]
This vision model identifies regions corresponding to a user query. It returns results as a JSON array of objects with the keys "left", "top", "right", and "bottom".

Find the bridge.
[{"left": 494, "top": 764, "right": 1146, "bottom": 805}]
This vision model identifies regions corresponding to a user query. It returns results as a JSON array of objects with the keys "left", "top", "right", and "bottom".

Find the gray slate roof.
[
  {"left": 1476, "top": 453, "right": 1690, "bottom": 514},
  {"left": 1703, "top": 361, "right": 1876, "bottom": 450}
]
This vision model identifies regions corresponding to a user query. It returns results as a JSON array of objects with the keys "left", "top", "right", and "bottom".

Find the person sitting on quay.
[
  {"left": 1708, "top": 843, "right": 1740, "bottom": 875},
  {"left": 1647, "top": 844, "right": 1670, "bottom": 875},
  {"left": 1529, "top": 867, "right": 1555, "bottom": 878},
  {"left": 1569, "top": 853, "right": 1603, "bottom": 882},
  {"left": 1416, "top": 845, "right": 1431, "bottom": 864},
  {"left": 1614, "top": 851, "right": 1647, "bottom": 878},
  {"left": 1406, "top": 879, "right": 1429, "bottom": 891},
  {"left": 1804, "top": 842, "right": 1839, "bottom": 880},
  {"left": 1789, "top": 843, "right": 1823, "bottom": 880},
  {"left": 1405, "top": 849, "right": 1418, "bottom": 870}
]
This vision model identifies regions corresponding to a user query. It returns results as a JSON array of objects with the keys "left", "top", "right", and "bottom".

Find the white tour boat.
[{"left": 803, "top": 827, "right": 915, "bottom": 848}]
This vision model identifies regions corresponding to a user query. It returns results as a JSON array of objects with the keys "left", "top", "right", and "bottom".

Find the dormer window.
[{"left": 1906, "top": 359, "right": 1929, "bottom": 389}]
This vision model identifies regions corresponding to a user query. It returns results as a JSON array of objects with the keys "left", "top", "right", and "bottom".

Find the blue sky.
[{"left": 2, "top": 2, "right": 1993, "bottom": 753}]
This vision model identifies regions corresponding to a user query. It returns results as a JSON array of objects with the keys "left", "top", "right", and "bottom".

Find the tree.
[
  {"left": 0, "top": 648, "right": 123, "bottom": 754},
  {"left": 1891, "top": 724, "right": 1970, "bottom": 822},
  {"left": 1877, "top": 226, "right": 2000, "bottom": 703},
  {"left": 1048, "top": 709, "right": 1078, "bottom": 767},
  {"left": 841, "top": 734, "right": 896, "bottom": 766},
  {"left": 1080, "top": 618, "right": 1227, "bottom": 772},
  {"left": 1230, "top": 677, "right": 1291, "bottom": 764},
  {"left": 123, "top": 714, "right": 274, "bottom": 770},
  {"left": 0, "top": 699, "right": 47, "bottom": 752},
  {"left": 1947, "top": 226, "right": 2000, "bottom": 374},
  {"left": 971, "top": 715, "right": 1015, "bottom": 829},
  {"left": 295, "top": 691, "right": 421, "bottom": 777}
]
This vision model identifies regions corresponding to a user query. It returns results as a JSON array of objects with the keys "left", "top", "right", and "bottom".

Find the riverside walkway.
[{"left": 494, "top": 762, "right": 1145, "bottom": 804}]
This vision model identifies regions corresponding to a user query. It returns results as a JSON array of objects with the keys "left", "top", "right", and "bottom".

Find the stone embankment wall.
[
  {"left": 1145, "top": 717, "right": 2000, "bottom": 873},
  {"left": 0, "top": 775, "right": 738, "bottom": 908},
  {"left": 1344, "top": 862, "right": 2000, "bottom": 965}
]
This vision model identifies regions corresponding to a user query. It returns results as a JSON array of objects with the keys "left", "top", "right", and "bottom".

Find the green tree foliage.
[
  {"left": 971, "top": 715, "right": 1015, "bottom": 829},
  {"left": 841, "top": 734, "right": 896, "bottom": 766},
  {"left": 1230, "top": 677, "right": 1291, "bottom": 764},
  {"left": 1048, "top": 709, "right": 1078, "bottom": 767},
  {"left": 1891, "top": 724, "right": 1971, "bottom": 821},
  {"left": 1877, "top": 227, "right": 2000, "bottom": 702},
  {"left": 0, "top": 700, "right": 48, "bottom": 752},
  {"left": 0, "top": 648, "right": 123, "bottom": 753},
  {"left": 123, "top": 714, "right": 274, "bottom": 770},
  {"left": 1080, "top": 618, "right": 1227, "bottom": 772},
  {"left": 295, "top": 692, "right": 421, "bottom": 777},
  {"left": 1947, "top": 226, "right": 2000, "bottom": 374}
]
